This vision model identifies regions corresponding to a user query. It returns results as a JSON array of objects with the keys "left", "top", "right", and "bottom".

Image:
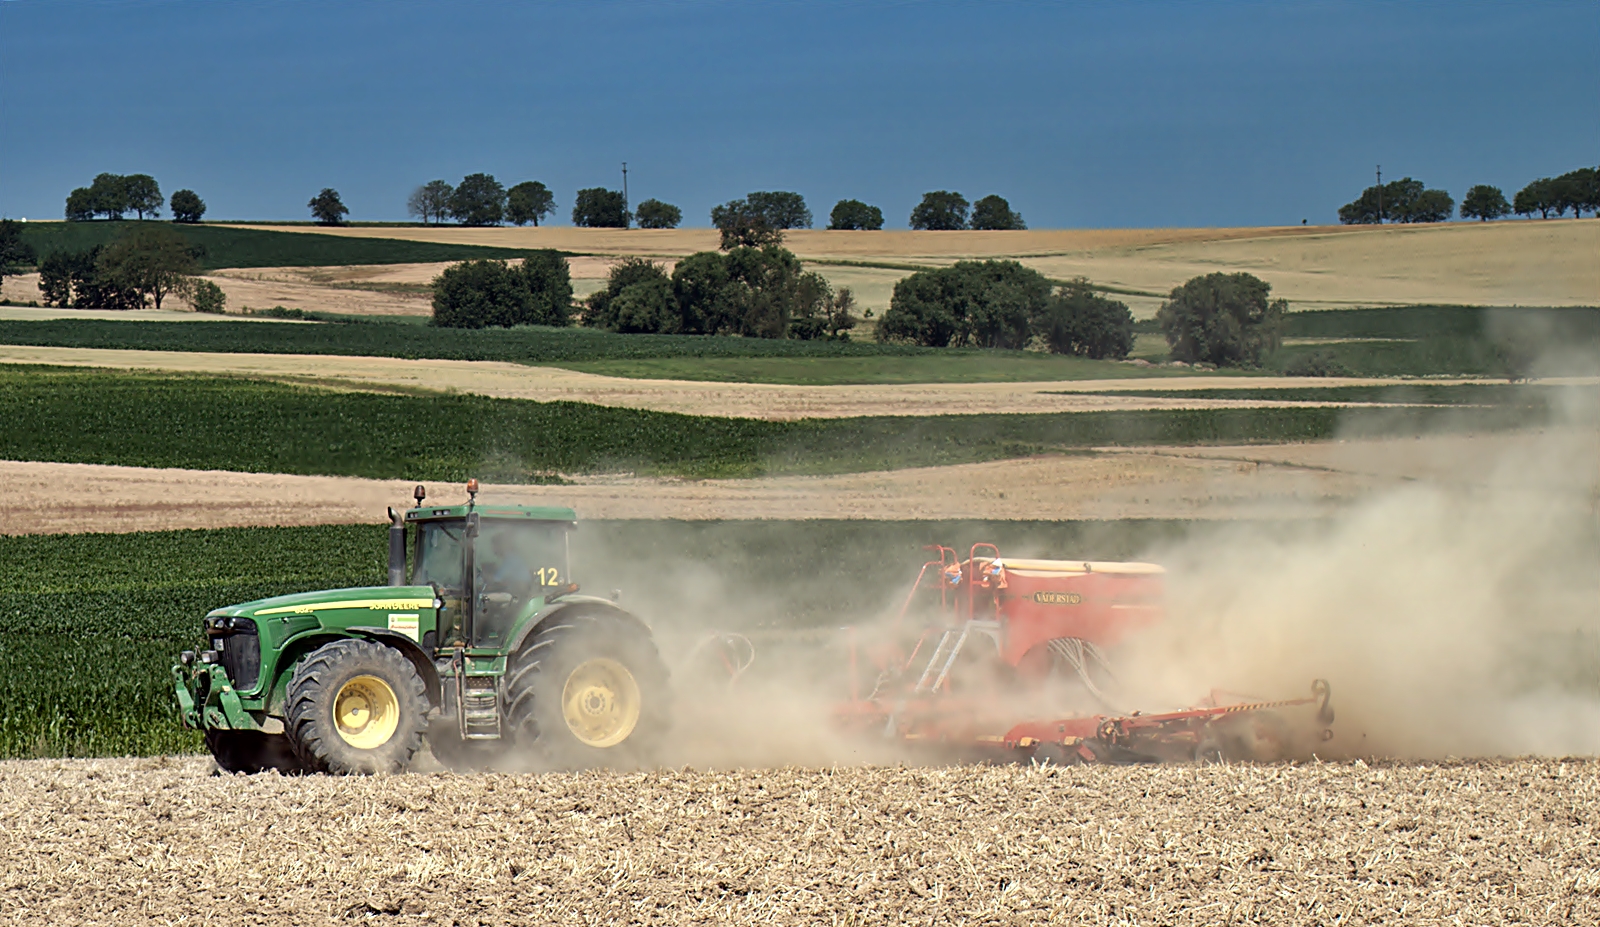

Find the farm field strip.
[
  {"left": 229, "top": 219, "right": 1600, "bottom": 311},
  {"left": 4, "top": 427, "right": 1588, "bottom": 536},
  {"left": 0, "top": 345, "right": 1543, "bottom": 417},
  {"left": 2, "top": 756, "right": 1593, "bottom": 926}
]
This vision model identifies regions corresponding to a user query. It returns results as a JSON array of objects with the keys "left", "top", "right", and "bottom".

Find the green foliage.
[
  {"left": 634, "top": 198, "right": 682, "bottom": 230},
  {"left": 1036, "top": 278, "right": 1133, "bottom": 359},
  {"left": 877, "top": 260, "right": 1052, "bottom": 348},
  {"left": 710, "top": 197, "right": 786, "bottom": 250},
  {"left": 1157, "top": 272, "right": 1286, "bottom": 367},
  {"left": 969, "top": 194, "right": 1026, "bottom": 230},
  {"left": 451, "top": 173, "right": 507, "bottom": 226},
  {"left": 0, "top": 219, "right": 36, "bottom": 285},
  {"left": 17, "top": 222, "right": 543, "bottom": 271},
  {"left": 1529, "top": 166, "right": 1600, "bottom": 218},
  {"left": 572, "top": 188, "right": 630, "bottom": 228},
  {"left": 1338, "top": 177, "right": 1452, "bottom": 224},
  {"left": 1282, "top": 350, "right": 1353, "bottom": 377},
  {"left": 169, "top": 188, "right": 206, "bottom": 224},
  {"left": 909, "top": 191, "right": 969, "bottom": 230},
  {"left": 188, "top": 279, "right": 227, "bottom": 314},
  {"left": 95, "top": 224, "right": 200, "bottom": 310},
  {"left": 745, "top": 192, "right": 812, "bottom": 229},
  {"left": 123, "top": 174, "right": 164, "bottom": 220},
  {"left": 432, "top": 257, "right": 574, "bottom": 329},
  {"left": 506, "top": 181, "right": 556, "bottom": 227},
  {"left": 64, "top": 187, "right": 96, "bottom": 221},
  {"left": 828, "top": 199, "right": 884, "bottom": 231},
  {"left": 582, "top": 258, "right": 673, "bottom": 330},
  {"left": 308, "top": 188, "right": 349, "bottom": 225},
  {"left": 408, "top": 180, "right": 454, "bottom": 225},
  {"left": 586, "top": 247, "right": 839, "bottom": 339},
  {"left": 0, "top": 365, "right": 1535, "bottom": 485},
  {"left": 1460, "top": 185, "right": 1510, "bottom": 221}
]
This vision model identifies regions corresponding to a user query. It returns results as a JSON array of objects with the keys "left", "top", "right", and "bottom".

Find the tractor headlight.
[
  {"left": 199, "top": 651, "right": 218, "bottom": 664},
  {"left": 180, "top": 651, "right": 195, "bottom": 666}
]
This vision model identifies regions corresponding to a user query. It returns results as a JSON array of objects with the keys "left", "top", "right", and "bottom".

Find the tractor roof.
[{"left": 405, "top": 503, "right": 577, "bottom": 523}]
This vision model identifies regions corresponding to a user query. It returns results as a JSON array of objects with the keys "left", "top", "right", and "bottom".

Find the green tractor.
[{"left": 173, "top": 481, "right": 670, "bottom": 774}]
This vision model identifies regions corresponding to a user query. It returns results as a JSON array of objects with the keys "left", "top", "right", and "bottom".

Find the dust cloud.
[{"left": 1116, "top": 387, "right": 1600, "bottom": 759}]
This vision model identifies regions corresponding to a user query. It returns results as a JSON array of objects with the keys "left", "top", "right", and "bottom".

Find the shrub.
[
  {"left": 634, "top": 199, "right": 682, "bottom": 230},
  {"left": 169, "top": 189, "right": 206, "bottom": 224},
  {"left": 188, "top": 279, "right": 227, "bottom": 314},
  {"left": 572, "top": 188, "right": 629, "bottom": 228},
  {"left": 877, "top": 260, "right": 1050, "bottom": 348},
  {"left": 519, "top": 250, "right": 574, "bottom": 326},
  {"left": 909, "top": 191, "right": 969, "bottom": 230},
  {"left": 1156, "top": 272, "right": 1286, "bottom": 367},
  {"left": 970, "top": 194, "right": 1026, "bottom": 230},
  {"left": 828, "top": 199, "right": 884, "bottom": 231},
  {"left": 432, "top": 259, "right": 530, "bottom": 328},
  {"left": 1037, "top": 279, "right": 1133, "bottom": 359},
  {"left": 583, "top": 258, "right": 672, "bottom": 329}
]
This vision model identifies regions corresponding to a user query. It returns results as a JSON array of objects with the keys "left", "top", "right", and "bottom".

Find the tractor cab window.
[
  {"left": 412, "top": 521, "right": 466, "bottom": 590},
  {"left": 472, "top": 520, "right": 571, "bottom": 648}
]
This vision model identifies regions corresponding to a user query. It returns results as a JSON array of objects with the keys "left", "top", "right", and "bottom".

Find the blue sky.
[{"left": 2, "top": 0, "right": 1595, "bottom": 228}]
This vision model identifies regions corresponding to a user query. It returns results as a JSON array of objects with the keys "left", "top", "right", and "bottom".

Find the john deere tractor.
[{"left": 173, "top": 482, "right": 669, "bottom": 774}]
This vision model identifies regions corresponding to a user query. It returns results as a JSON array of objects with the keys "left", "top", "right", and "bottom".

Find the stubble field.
[{"left": 2, "top": 756, "right": 1594, "bottom": 926}]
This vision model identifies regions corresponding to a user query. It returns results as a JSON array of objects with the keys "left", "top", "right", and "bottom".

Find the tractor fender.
[
  {"left": 348, "top": 627, "right": 443, "bottom": 708},
  {"left": 505, "top": 595, "right": 652, "bottom": 657}
]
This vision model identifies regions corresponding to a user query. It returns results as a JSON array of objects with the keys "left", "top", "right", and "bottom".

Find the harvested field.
[
  {"left": 1, "top": 755, "right": 1593, "bottom": 926},
  {"left": 234, "top": 219, "right": 1600, "bottom": 314},
  {"left": 0, "top": 344, "right": 1509, "bottom": 419},
  {"left": 7, "top": 428, "right": 1592, "bottom": 535}
]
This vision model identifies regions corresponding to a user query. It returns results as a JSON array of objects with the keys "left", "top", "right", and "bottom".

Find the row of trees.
[
  {"left": 63, "top": 173, "right": 206, "bottom": 222},
  {"left": 1339, "top": 164, "right": 1599, "bottom": 224},
  {"left": 404, "top": 175, "right": 558, "bottom": 227},
  {"left": 875, "top": 262, "right": 1131, "bottom": 358},
  {"left": 583, "top": 247, "right": 855, "bottom": 340}
]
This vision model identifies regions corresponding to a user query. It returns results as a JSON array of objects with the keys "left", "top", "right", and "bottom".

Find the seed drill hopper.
[{"left": 833, "top": 544, "right": 1334, "bottom": 764}]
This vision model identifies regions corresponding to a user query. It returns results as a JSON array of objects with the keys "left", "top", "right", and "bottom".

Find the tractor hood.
[{"left": 208, "top": 586, "right": 439, "bottom": 621}]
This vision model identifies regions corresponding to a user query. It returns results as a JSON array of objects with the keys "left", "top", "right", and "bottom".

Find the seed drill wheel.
[
  {"left": 204, "top": 729, "right": 307, "bottom": 775},
  {"left": 285, "top": 639, "right": 429, "bottom": 774},
  {"left": 506, "top": 613, "right": 670, "bottom": 769}
]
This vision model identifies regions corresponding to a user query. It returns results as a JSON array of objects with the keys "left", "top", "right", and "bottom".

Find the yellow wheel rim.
[
  {"left": 334, "top": 675, "right": 400, "bottom": 750},
  {"left": 561, "top": 658, "right": 641, "bottom": 748}
]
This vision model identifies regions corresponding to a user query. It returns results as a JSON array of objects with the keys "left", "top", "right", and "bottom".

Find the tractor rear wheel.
[
  {"left": 204, "top": 729, "right": 306, "bottom": 775},
  {"left": 505, "top": 613, "right": 670, "bottom": 769},
  {"left": 284, "top": 639, "right": 429, "bottom": 774}
]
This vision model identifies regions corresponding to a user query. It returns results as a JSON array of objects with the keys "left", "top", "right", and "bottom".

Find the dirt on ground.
[
  {"left": 7, "top": 429, "right": 1591, "bottom": 535},
  {"left": 0, "top": 344, "right": 1513, "bottom": 420},
  {"left": 1, "top": 755, "right": 1591, "bottom": 926}
]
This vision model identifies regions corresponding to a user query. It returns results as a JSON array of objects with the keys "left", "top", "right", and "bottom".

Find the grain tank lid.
[{"left": 996, "top": 558, "right": 1166, "bottom": 576}]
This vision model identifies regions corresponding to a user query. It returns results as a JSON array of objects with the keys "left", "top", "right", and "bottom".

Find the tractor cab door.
[{"left": 469, "top": 519, "right": 571, "bottom": 650}]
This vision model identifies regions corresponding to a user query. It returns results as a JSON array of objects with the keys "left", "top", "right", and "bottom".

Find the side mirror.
[{"left": 465, "top": 512, "right": 480, "bottom": 538}]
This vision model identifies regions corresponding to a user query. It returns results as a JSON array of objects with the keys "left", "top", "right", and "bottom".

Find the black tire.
[
  {"left": 204, "top": 729, "right": 307, "bottom": 775},
  {"left": 284, "top": 639, "right": 429, "bottom": 775},
  {"left": 504, "top": 612, "right": 671, "bottom": 769}
]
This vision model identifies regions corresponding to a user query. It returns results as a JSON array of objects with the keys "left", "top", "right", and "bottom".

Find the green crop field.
[
  {"left": 16, "top": 222, "right": 544, "bottom": 271},
  {"left": 0, "top": 367, "right": 1553, "bottom": 482},
  {"left": 556, "top": 353, "right": 1197, "bottom": 384},
  {"left": 1071, "top": 383, "right": 1599, "bottom": 405},
  {"left": 0, "top": 518, "right": 1227, "bottom": 759}
]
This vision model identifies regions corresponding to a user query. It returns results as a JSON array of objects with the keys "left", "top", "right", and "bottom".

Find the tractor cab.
[{"left": 395, "top": 482, "right": 576, "bottom": 653}]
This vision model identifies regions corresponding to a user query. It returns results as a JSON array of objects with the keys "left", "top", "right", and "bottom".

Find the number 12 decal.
[{"left": 537, "top": 567, "right": 561, "bottom": 587}]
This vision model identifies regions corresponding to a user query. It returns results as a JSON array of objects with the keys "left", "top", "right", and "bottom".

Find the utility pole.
[
  {"left": 1376, "top": 164, "right": 1383, "bottom": 224},
  {"left": 621, "top": 162, "right": 629, "bottom": 228}
]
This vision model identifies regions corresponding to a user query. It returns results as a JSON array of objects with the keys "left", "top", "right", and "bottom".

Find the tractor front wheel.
[
  {"left": 284, "top": 639, "right": 429, "bottom": 774},
  {"left": 505, "top": 613, "right": 670, "bottom": 769}
]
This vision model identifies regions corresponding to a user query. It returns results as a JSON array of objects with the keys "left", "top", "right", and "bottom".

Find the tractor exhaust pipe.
[{"left": 387, "top": 507, "right": 406, "bottom": 586}]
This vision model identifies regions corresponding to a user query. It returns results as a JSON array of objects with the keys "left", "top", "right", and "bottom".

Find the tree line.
[
  {"left": 63, "top": 173, "right": 207, "bottom": 223},
  {"left": 1340, "top": 164, "right": 1599, "bottom": 224},
  {"left": 2, "top": 220, "right": 226, "bottom": 313}
]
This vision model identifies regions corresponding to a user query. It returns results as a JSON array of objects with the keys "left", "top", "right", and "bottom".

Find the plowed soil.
[{"left": 1, "top": 755, "right": 1592, "bottom": 926}]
